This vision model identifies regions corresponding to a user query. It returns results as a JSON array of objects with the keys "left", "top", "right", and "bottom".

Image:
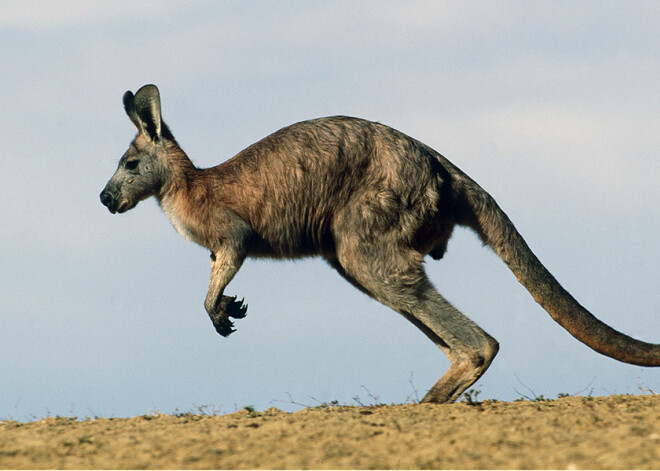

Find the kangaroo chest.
[{"left": 159, "top": 195, "right": 210, "bottom": 249}]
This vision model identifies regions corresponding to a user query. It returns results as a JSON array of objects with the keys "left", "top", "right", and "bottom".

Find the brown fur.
[{"left": 101, "top": 85, "right": 659, "bottom": 404}]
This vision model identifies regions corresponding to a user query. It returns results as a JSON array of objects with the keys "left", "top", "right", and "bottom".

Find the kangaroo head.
[{"left": 100, "top": 84, "right": 171, "bottom": 214}]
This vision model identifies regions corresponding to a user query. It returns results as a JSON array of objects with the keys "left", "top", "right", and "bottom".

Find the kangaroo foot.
[{"left": 209, "top": 295, "right": 248, "bottom": 337}]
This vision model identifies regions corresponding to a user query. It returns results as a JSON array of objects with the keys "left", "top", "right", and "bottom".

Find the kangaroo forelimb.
[{"left": 204, "top": 249, "right": 247, "bottom": 336}]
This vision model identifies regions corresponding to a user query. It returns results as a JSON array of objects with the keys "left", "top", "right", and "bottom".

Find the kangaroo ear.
[
  {"left": 131, "top": 84, "right": 163, "bottom": 141},
  {"left": 123, "top": 90, "right": 145, "bottom": 134}
]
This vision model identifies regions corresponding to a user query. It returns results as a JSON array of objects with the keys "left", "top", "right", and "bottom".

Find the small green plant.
[
  {"left": 242, "top": 405, "right": 260, "bottom": 417},
  {"left": 461, "top": 389, "right": 481, "bottom": 406}
]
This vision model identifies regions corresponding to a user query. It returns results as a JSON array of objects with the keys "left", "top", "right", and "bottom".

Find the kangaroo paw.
[
  {"left": 220, "top": 295, "right": 248, "bottom": 319},
  {"left": 209, "top": 312, "right": 236, "bottom": 337},
  {"left": 208, "top": 295, "right": 248, "bottom": 337}
]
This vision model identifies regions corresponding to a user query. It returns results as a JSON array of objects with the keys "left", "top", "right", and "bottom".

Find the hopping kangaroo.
[{"left": 101, "top": 85, "right": 659, "bottom": 403}]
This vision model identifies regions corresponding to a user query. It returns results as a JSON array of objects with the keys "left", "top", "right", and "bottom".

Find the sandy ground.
[{"left": 0, "top": 394, "right": 658, "bottom": 469}]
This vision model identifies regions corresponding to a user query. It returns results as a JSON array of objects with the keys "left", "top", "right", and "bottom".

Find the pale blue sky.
[{"left": 1, "top": 1, "right": 658, "bottom": 420}]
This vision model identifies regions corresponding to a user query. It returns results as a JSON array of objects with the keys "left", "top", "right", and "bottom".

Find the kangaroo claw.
[
  {"left": 221, "top": 295, "right": 248, "bottom": 319},
  {"left": 210, "top": 314, "right": 236, "bottom": 337}
]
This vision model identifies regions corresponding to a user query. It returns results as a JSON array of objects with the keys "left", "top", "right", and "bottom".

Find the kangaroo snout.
[
  {"left": 100, "top": 187, "right": 135, "bottom": 214},
  {"left": 99, "top": 189, "right": 116, "bottom": 213},
  {"left": 100, "top": 187, "right": 129, "bottom": 214}
]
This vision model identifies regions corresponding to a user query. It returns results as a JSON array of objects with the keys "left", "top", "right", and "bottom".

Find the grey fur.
[{"left": 101, "top": 85, "right": 659, "bottom": 403}]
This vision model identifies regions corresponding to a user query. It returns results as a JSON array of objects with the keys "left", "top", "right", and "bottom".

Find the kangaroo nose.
[{"left": 100, "top": 190, "right": 114, "bottom": 208}]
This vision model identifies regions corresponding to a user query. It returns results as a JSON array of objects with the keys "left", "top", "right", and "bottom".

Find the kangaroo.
[{"left": 100, "top": 84, "right": 659, "bottom": 403}]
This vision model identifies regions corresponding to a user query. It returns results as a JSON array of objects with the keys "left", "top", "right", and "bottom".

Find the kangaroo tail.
[{"left": 455, "top": 177, "right": 660, "bottom": 366}]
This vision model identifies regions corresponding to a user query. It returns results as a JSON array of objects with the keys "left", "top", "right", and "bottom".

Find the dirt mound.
[{"left": 1, "top": 394, "right": 658, "bottom": 469}]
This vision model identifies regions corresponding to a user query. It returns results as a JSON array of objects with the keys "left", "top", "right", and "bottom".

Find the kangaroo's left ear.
[
  {"left": 126, "top": 84, "right": 163, "bottom": 141},
  {"left": 123, "top": 90, "right": 144, "bottom": 134}
]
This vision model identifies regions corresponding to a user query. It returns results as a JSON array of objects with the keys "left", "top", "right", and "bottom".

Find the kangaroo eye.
[{"left": 125, "top": 160, "right": 139, "bottom": 170}]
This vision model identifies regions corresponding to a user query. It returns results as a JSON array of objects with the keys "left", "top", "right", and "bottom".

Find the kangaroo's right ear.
[
  {"left": 123, "top": 90, "right": 145, "bottom": 134},
  {"left": 133, "top": 84, "right": 163, "bottom": 142}
]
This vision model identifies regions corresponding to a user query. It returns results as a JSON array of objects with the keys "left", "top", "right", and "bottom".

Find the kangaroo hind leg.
[
  {"left": 409, "top": 288, "right": 500, "bottom": 403},
  {"left": 335, "top": 245, "right": 499, "bottom": 404}
]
